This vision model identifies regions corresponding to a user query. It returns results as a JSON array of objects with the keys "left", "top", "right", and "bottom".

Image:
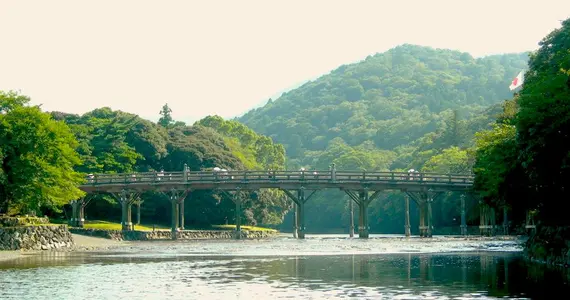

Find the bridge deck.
[{"left": 80, "top": 170, "right": 474, "bottom": 193}]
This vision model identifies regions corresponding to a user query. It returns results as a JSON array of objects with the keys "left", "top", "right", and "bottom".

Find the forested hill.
[{"left": 238, "top": 44, "right": 528, "bottom": 170}]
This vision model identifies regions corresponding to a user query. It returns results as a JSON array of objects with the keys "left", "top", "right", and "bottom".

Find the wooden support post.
[
  {"left": 78, "top": 201, "right": 85, "bottom": 228},
  {"left": 183, "top": 163, "right": 189, "bottom": 182},
  {"left": 490, "top": 207, "right": 496, "bottom": 236},
  {"left": 297, "top": 188, "right": 306, "bottom": 239},
  {"left": 502, "top": 209, "right": 508, "bottom": 235},
  {"left": 171, "top": 198, "right": 178, "bottom": 239},
  {"left": 419, "top": 202, "right": 426, "bottom": 237},
  {"left": 479, "top": 202, "right": 486, "bottom": 236},
  {"left": 404, "top": 194, "right": 411, "bottom": 237},
  {"left": 293, "top": 203, "right": 298, "bottom": 238},
  {"left": 358, "top": 191, "right": 369, "bottom": 239},
  {"left": 234, "top": 189, "right": 242, "bottom": 240},
  {"left": 525, "top": 210, "right": 536, "bottom": 235},
  {"left": 166, "top": 189, "right": 189, "bottom": 240},
  {"left": 119, "top": 190, "right": 132, "bottom": 231},
  {"left": 136, "top": 200, "right": 142, "bottom": 225},
  {"left": 460, "top": 194, "right": 467, "bottom": 236},
  {"left": 479, "top": 202, "right": 495, "bottom": 236},
  {"left": 349, "top": 197, "right": 355, "bottom": 238},
  {"left": 180, "top": 197, "right": 185, "bottom": 230},
  {"left": 78, "top": 195, "right": 94, "bottom": 228},
  {"left": 427, "top": 196, "right": 433, "bottom": 238},
  {"left": 127, "top": 201, "right": 132, "bottom": 230},
  {"left": 282, "top": 188, "right": 317, "bottom": 239},
  {"left": 70, "top": 200, "right": 79, "bottom": 227}
]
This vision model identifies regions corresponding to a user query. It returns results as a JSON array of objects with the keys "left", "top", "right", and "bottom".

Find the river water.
[{"left": 1, "top": 234, "right": 568, "bottom": 299}]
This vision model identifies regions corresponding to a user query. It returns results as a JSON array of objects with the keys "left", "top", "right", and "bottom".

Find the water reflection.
[{"left": 1, "top": 252, "right": 569, "bottom": 299}]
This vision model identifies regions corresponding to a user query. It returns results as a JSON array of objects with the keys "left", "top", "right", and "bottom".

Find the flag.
[{"left": 509, "top": 71, "right": 524, "bottom": 90}]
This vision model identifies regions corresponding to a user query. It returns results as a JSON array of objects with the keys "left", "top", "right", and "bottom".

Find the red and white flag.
[{"left": 509, "top": 71, "right": 524, "bottom": 90}]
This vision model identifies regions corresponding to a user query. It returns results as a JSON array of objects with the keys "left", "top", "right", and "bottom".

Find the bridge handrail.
[{"left": 83, "top": 170, "right": 474, "bottom": 185}]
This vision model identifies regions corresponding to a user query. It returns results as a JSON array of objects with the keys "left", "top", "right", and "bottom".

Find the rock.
[{"left": 0, "top": 225, "right": 74, "bottom": 251}]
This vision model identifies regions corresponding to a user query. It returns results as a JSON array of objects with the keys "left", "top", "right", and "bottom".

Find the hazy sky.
[{"left": 1, "top": 1, "right": 569, "bottom": 123}]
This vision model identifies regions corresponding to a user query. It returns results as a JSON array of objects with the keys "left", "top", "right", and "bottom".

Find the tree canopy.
[
  {"left": 0, "top": 91, "right": 85, "bottom": 215},
  {"left": 50, "top": 107, "right": 289, "bottom": 226}
]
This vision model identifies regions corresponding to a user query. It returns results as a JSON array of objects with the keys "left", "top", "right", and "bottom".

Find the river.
[{"left": 0, "top": 234, "right": 568, "bottom": 299}]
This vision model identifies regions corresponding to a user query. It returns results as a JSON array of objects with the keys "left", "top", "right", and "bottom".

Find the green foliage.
[
  {"left": 422, "top": 146, "right": 471, "bottom": 174},
  {"left": 514, "top": 18, "right": 570, "bottom": 225},
  {"left": 196, "top": 115, "right": 286, "bottom": 170},
  {"left": 195, "top": 116, "right": 290, "bottom": 224},
  {"left": 158, "top": 103, "right": 173, "bottom": 127},
  {"left": 473, "top": 123, "right": 517, "bottom": 206},
  {"left": 51, "top": 107, "right": 290, "bottom": 227},
  {"left": 240, "top": 44, "right": 527, "bottom": 165},
  {"left": 0, "top": 91, "right": 30, "bottom": 113},
  {"left": 0, "top": 92, "right": 85, "bottom": 214},
  {"left": 238, "top": 45, "right": 527, "bottom": 232}
]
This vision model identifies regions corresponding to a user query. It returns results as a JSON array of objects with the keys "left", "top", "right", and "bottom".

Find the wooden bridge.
[{"left": 72, "top": 166, "right": 483, "bottom": 239}]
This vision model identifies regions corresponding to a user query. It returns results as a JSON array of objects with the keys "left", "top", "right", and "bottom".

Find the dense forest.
[
  {"left": 472, "top": 19, "right": 570, "bottom": 260},
  {"left": 239, "top": 44, "right": 528, "bottom": 233},
  {"left": 0, "top": 96, "right": 288, "bottom": 227}
]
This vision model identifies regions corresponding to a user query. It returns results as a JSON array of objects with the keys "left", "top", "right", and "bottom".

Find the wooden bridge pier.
[
  {"left": 404, "top": 194, "right": 411, "bottom": 237},
  {"left": 349, "top": 197, "right": 355, "bottom": 238},
  {"left": 111, "top": 190, "right": 139, "bottom": 231},
  {"left": 282, "top": 188, "right": 317, "bottom": 239},
  {"left": 69, "top": 199, "right": 79, "bottom": 227},
  {"left": 460, "top": 194, "right": 468, "bottom": 235},
  {"left": 344, "top": 189, "right": 382, "bottom": 238},
  {"left": 164, "top": 189, "right": 189, "bottom": 239},
  {"left": 233, "top": 188, "right": 242, "bottom": 239},
  {"left": 134, "top": 198, "right": 144, "bottom": 226},
  {"left": 406, "top": 190, "right": 442, "bottom": 238},
  {"left": 525, "top": 210, "right": 537, "bottom": 235},
  {"left": 502, "top": 207, "right": 508, "bottom": 235},
  {"left": 69, "top": 195, "right": 93, "bottom": 227},
  {"left": 479, "top": 203, "right": 496, "bottom": 236}
]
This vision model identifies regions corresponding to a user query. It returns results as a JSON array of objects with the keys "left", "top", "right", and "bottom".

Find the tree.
[
  {"left": 158, "top": 103, "right": 173, "bottom": 127},
  {"left": 515, "top": 18, "right": 570, "bottom": 225},
  {"left": 422, "top": 146, "right": 471, "bottom": 174},
  {"left": 0, "top": 90, "right": 30, "bottom": 113},
  {"left": 0, "top": 94, "right": 85, "bottom": 214},
  {"left": 473, "top": 124, "right": 517, "bottom": 206}
]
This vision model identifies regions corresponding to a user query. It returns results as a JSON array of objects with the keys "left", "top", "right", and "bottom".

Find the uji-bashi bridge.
[{"left": 72, "top": 166, "right": 485, "bottom": 239}]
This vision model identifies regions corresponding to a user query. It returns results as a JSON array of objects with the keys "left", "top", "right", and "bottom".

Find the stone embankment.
[
  {"left": 70, "top": 228, "right": 278, "bottom": 241},
  {"left": 0, "top": 225, "right": 74, "bottom": 251}
]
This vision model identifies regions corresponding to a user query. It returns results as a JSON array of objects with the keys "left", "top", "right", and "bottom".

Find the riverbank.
[
  {"left": 525, "top": 226, "right": 570, "bottom": 267},
  {"left": 0, "top": 251, "right": 22, "bottom": 262},
  {"left": 69, "top": 227, "right": 279, "bottom": 240},
  {"left": 0, "top": 233, "right": 129, "bottom": 262}
]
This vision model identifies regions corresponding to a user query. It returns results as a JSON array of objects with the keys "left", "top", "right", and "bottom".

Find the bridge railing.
[{"left": 83, "top": 170, "right": 474, "bottom": 185}]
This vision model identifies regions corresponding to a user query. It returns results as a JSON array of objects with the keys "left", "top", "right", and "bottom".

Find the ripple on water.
[{"left": 0, "top": 236, "right": 554, "bottom": 299}]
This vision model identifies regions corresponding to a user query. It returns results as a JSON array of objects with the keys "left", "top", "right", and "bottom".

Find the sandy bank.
[
  {"left": 0, "top": 250, "right": 23, "bottom": 262},
  {"left": 70, "top": 233, "right": 130, "bottom": 251}
]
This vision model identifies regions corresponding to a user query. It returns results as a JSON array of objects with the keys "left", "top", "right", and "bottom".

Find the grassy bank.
[
  {"left": 212, "top": 225, "right": 277, "bottom": 232},
  {"left": 83, "top": 220, "right": 169, "bottom": 231},
  {"left": 82, "top": 220, "right": 277, "bottom": 232}
]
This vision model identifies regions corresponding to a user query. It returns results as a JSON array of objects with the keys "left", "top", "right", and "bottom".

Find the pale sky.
[{"left": 1, "top": 0, "right": 569, "bottom": 123}]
